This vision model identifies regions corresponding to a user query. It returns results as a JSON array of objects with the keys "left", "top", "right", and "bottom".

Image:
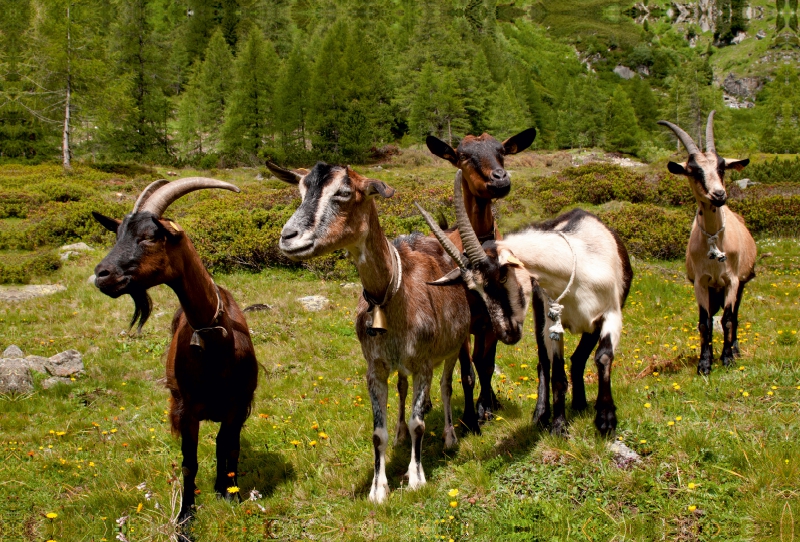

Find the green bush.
[
  {"left": 34, "top": 180, "right": 91, "bottom": 203},
  {"left": 0, "top": 189, "right": 45, "bottom": 218},
  {"left": 0, "top": 250, "right": 61, "bottom": 284},
  {"left": 595, "top": 203, "right": 693, "bottom": 260},
  {"left": 728, "top": 194, "right": 800, "bottom": 236},
  {"left": 730, "top": 156, "right": 800, "bottom": 185}
]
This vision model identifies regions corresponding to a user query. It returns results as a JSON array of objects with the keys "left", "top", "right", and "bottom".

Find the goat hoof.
[
  {"left": 697, "top": 357, "right": 713, "bottom": 375},
  {"left": 444, "top": 426, "right": 458, "bottom": 449},
  {"left": 721, "top": 354, "right": 734, "bottom": 367},
  {"left": 461, "top": 414, "right": 481, "bottom": 435},
  {"left": 394, "top": 420, "right": 410, "bottom": 445},
  {"left": 595, "top": 405, "right": 617, "bottom": 436},
  {"left": 178, "top": 507, "right": 194, "bottom": 527},
  {"left": 551, "top": 418, "right": 568, "bottom": 437},
  {"left": 368, "top": 481, "right": 390, "bottom": 504},
  {"left": 532, "top": 408, "right": 550, "bottom": 428},
  {"left": 476, "top": 401, "right": 494, "bottom": 423},
  {"left": 731, "top": 342, "right": 740, "bottom": 357}
]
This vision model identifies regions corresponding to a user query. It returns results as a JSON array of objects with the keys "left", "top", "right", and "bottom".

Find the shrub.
[
  {"left": 0, "top": 190, "right": 45, "bottom": 218},
  {"left": 728, "top": 194, "right": 800, "bottom": 236},
  {"left": 730, "top": 156, "right": 800, "bottom": 185},
  {"left": 34, "top": 180, "right": 91, "bottom": 202},
  {"left": 0, "top": 250, "right": 61, "bottom": 284},
  {"left": 595, "top": 203, "right": 693, "bottom": 260}
]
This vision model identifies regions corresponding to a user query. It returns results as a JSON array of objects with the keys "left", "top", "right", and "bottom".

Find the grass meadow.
[{"left": 1, "top": 158, "right": 799, "bottom": 541}]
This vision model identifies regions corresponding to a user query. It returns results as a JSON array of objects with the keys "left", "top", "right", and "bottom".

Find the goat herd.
[{"left": 90, "top": 112, "right": 756, "bottom": 520}]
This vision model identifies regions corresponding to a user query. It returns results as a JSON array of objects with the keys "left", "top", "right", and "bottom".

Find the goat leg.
[
  {"left": 695, "top": 283, "right": 715, "bottom": 375},
  {"left": 214, "top": 420, "right": 243, "bottom": 499},
  {"left": 550, "top": 339, "right": 568, "bottom": 437},
  {"left": 570, "top": 330, "right": 601, "bottom": 412},
  {"left": 458, "top": 341, "right": 480, "bottom": 434},
  {"left": 720, "top": 279, "right": 740, "bottom": 367},
  {"left": 178, "top": 418, "right": 200, "bottom": 524},
  {"left": 367, "top": 364, "right": 390, "bottom": 504},
  {"left": 407, "top": 368, "right": 432, "bottom": 489},
  {"left": 593, "top": 314, "right": 619, "bottom": 435},
  {"left": 474, "top": 334, "right": 501, "bottom": 422},
  {"left": 731, "top": 281, "right": 746, "bottom": 357},
  {"left": 440, "top": 354, "right": 458, "bottom": 449},
  {"left": 532, "top": 292, "right": 551, "bottom": 427},
  {"left": 394, "top": 375, "right": 410, "bottom": 445}
]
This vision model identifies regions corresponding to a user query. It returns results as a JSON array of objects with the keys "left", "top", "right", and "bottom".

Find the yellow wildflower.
[
  {"left": 46, "top": 512, "right": 58, "bottom": 519},
  {"left": 448, "top": 489, "right": 459, "bottom": 498},
  {"left": 227, "top": 486, "right": 239, "bottom": 494},
  {"left": 449, "top": 501, "right": 458, "bottom": 508}
]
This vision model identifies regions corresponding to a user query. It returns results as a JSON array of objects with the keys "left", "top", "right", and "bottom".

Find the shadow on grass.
[{"left": 238, "top": 437, "right": 295, "bottom": 497}]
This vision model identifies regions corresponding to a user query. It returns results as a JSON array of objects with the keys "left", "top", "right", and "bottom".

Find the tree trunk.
[{"left": 62, "top": 3, "right": 72, "bottom": 170}]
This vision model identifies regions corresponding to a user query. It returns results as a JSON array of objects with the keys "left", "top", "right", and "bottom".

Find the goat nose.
[
  {"left": 95, "top": 264, "right": 113, "bottom": 279},
  {"left": 491, "top": 169, "right": 508, "bottom": 183},
  {"left": 281, "top": 227, "right": 299, "bottom": 241},
  {"left": 712, "top": 189, "right": 726, "bottom": 201}
]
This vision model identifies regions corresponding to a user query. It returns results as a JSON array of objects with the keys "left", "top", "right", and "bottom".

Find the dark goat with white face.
[{"left": 420, "top": 172, "right": 633, "bottom": 436}]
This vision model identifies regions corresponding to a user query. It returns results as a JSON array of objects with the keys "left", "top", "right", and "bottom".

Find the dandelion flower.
[
  {"left": 688, "top": 505, "right": 697, "bottom": 512},
  {"left": 46, "top": 512, "right": 58, "bottom": 519},
  {"left": 449, "top": 501, "right": 458, "bottom": 508},
  {"left": 136, "top": 503, "right": 143, "bottom": 513},
  {"left": 448, "top": 489, "right": 459, "bottom": 498},
  {"left": 290, "top": 440, "right": 301, "bottom": 447},
  {"left": 644, "top": 403, "right": 651, "bottom": 408},
  {"left": 227, "top": 486, "right": 239, "bottom": 494},
  {"left": 667, "top": 421, "right": 675, "bottom": 426},
  {"left": 742, "top": 391, "right": 749, "bottom": 397},
  {"left": 309, "top": 440, "right": 318, "bottom": 447},
  {"left": 639, "top": 439, "right": 647, "bottom": 444},
  {"left": 318, "top": 432, "right": 328, "bottom": 439},
  {"left": 675, "top": 416, "right": 682, "bottom": 421}
]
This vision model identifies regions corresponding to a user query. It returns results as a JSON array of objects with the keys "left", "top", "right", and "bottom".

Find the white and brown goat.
[
  {"left": 92, "top": 178, "right": 259, "bottom": 523},
  {"left": 420, "top": 172, "right": 633, "bottom": 435},
  {"left": 658, "top": 112, "right": 756, "bottom": 374},
  {"left": 268, "top": 161, "right": 492, "bottom": 504}
]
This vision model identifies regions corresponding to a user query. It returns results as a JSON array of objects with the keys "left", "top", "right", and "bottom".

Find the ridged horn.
[
  {"left": 453, "top": 170, "right": 489, "bottom": 266},
  {"left": 140, "top": 177, "right": 241, "bottom": 218},
  {"left": 414, "top": 202, "right": 467, "bottom": 269},
  {"left": 705, "top": 110, "right": 717, "bottom": 155},
  {"left": 132, "top": 179, "right": 170, "bottom": 213},
  {"left": 657, "top": 120, "right": 700, "bottom": 156}
]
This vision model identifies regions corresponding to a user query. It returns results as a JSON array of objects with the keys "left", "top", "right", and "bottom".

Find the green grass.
[{"left": 2, "top": 227, "right": 799, "bottom": 540}]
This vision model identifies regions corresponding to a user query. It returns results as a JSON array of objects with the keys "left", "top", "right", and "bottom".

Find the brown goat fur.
[{"left": 92, "top": 178, "right": 257, "bottom": 524}]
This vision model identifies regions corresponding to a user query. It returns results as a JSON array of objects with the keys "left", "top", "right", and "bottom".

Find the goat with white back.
[
  {"left": 658, "top": 112, "right": 756, "bottom": 374},
  {"left": 419, "top": 171, "right": 633, "bottom": 435}
]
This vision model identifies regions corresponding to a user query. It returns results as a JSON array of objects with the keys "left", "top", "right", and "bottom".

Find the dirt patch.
[{"left": 0, "top": 284, "right": 66, "bottom": 302}]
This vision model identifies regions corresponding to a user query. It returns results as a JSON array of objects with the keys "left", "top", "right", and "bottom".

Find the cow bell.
[
  {"left": 190, "top": 330, "right": 205, "bottom": 352},
  {"left": 367, "top": 305, "right": 388, "bottom": 336}
]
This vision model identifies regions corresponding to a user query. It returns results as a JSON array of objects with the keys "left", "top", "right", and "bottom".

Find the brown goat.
[
  {"left": 427, "top": 128, "right": 537, "bottom": 427},
  {"left": 659, "top": 112, "right": 756, "bottom": 374},
  {"left": 92, "top": 178, "right": 258, "bottom": 523},
  {"left": 268, "top": 161, "right": 472, "bottom": 504}
]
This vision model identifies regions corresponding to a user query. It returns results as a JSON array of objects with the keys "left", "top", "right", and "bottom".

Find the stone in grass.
[
  {"left": 42, "top": 376, "right": 74, "bottom": 390},
  {"left": 25, "top": 356, "right": 49, "bottom": 374},
  {"left": 0, "top": 359, "right": 33, "bottom": 394},
  {"left": 46, "top": 350, "right": 84, "bottom": 377},
  {"left": 59, "top": 242, "right": 92, "bottom": 252},
  {"left": 609, "top": 441, "right": 641, "bottom": 469},
  {"left": 3, "top": 345, "right": 24, "bottom": 358},
  {"left": 296, "top": 295, "right": 330, "bottom": 312}
]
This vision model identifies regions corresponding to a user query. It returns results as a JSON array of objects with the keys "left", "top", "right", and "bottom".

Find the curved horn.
[
  {"left": 705, "top": 110, "right": 716, "bottom": 155},
  {"left": 414, "top": 202, "right": 467, "bottom": 269},
  {"left": 453, "top": 170, "right": 489, "bottom": 266},
  {"left": 140, "top": 177, "right": 241, "bottom": 218},
  {"left": 132, "top": 179, "right": 170, "bottom": 213},
  {"left": 657, "top": 120, "right": 700, "bottom": 155}
]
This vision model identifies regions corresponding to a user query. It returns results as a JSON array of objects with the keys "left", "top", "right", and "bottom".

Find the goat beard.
[{"left": 128, "top": 287, "right": 153, "bottom": 335}]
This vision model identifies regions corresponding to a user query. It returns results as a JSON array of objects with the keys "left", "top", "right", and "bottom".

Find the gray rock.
[
  {"left": 340, "top": 282, "right": 360, "bottom": 290},
  {"left": 736, "top": 178, "right": 755, "bottom": 189},
  {"left": 756, "top": 30, "right": 766, "bottom": 40},
  {"left": 42, "top": 376, "right": 74, "bottom": 389},
  {"left": 0, "top": 359, "right": 33, "bottom": 394},
  {"left": 723, "top": 73, "right": 764, "bottom": 100},
  {"left": 731, "top": 31, "right": 747, "bottom": 45},
  {"left": 613, "top": 65, "right": 636, "bottom": 80},
  {"left": 25, "top": 356, "right": 49, "bottom": 373},
  {"left": 3, "top": 345, "right": 23, "bottom": 358},
  {"left": 296, "top": 295, "right": 330, "bottom": 312},
  {"left": 46, "top": 350, "right": 84, "bottom": 377},
  {"left": 0, "top": 284, "right": 66, "bottom": 302},
  {"left": 88, "top": 274, "right": 97, "bottom": 285},
  {"left": 243, "top": 303, "right": 273, "bottom": 312},
  {"left": 609, "top": 441, "right": 641, "bottom": 469},
  {"left": 60, "top": 251, "right": 79, "bottom": 261},
  {"left": 59, "top": 242, "right": 92, "bottom": 252}
]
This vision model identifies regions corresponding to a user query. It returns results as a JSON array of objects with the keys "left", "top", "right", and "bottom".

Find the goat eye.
[
  {"left": 335, "top": 189, "right": 351, "bottom": 199},
  {"left": 499, "top": 271, "right": 508, "bottom": 284}
]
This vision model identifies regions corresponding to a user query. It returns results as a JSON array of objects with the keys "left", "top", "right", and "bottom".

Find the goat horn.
[
  {"left": 657, "top": 120, "right": 700, "bottom": 156},
  {"left": 414, "top": 202, "right": 467, "bottom": 269},
  {"left": 132, "top": 179, "right": 170, "bottom": 213},
  {"left": 453, "top": 170, "right": 489, "bottom": 267},
  {"left": 140, "top": 177, "right": 241, "bottom": 218},
  {"left": 705, "top": 110, "right": 717, "bottom": 155}
]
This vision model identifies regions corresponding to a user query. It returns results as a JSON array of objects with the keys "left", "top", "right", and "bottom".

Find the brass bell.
[
  {"left": 190, "top": 330, "right": 205, "bottom": 352},
  {"left": 368, "top": 305, "right": 388, "bottom": 335}
]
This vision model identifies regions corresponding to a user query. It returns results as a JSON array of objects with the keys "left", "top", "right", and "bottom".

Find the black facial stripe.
[{"left": 296, "top": 162, "right": 341, "bottom": 230}]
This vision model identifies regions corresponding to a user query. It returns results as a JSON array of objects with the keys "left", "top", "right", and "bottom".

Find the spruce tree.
[
  {"left": 176, "top": 66, "right": 204, "bottom": 157},
  {"left": 488, "top": 80, "right": 531, "bottom": 137},
  {"left": 605, "top": 87, "right": 640, "bottom": 155},
  {"left": 274, "top": 41, "right": 311, "bottom": 160},
  {"left": 197, "top": 28, "right": 233, "bottom": 152},
  {"left": 408, "top": 61, "right": 467, "bottom": 145},
  {"left": 221, "top": 29, "right": 279, "bottom": 159}
]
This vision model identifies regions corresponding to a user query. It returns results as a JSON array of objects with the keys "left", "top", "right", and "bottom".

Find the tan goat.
[{"left": 658, "top": 112, "right": 757, "bottom": 374}]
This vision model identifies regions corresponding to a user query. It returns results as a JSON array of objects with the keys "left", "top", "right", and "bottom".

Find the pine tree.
[
  {"left": 605, "top": 87, "right": 640, "bottom": 154},
  {"left": 488, "top": 80, "right": 531, "bottom": 137},
  {"left": 629, "top": 77, "right": 659, "bottom": 133},
  {"left": 274, "top": 41, "right": 311, "bottom": 160},
  {"left": 176, "top": 66, "right": 204, "bottom": 157},
  {"left": 221, "top": 29, "right": 279, "bottom": 159},
  {"left": 408, "top": 61, "right": 468, "bottom": 145},
  {"left": 197, "top": 28, "right": 233, "bottom": 151}
]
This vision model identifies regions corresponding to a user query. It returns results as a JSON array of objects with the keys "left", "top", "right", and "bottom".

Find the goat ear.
[
  {"left": 427, "top": 268, "right": 464, "bottom": 286},
  {"left": 364, "top": 179, "right": 395, "bottom": 199},
  {"left": 667, "top": 161, "right": 688, "bottom": 175},
  {"left": 92, "top": 211, "right": 121, "bottom": 233},
  {"left": 426, "top": 135, "right": 458, "bottom": 165},
  {"left": 162, "top": 219, "right": 184, "bottom": 237},
  {"left": 266, "top": 161, "right": 303, "bottom": 185},
  {"left": 498, "top": 249, "right": 524, "bottom": 268},
  {"left": 502, "top": 127, "right": 537, "bottom": 155},
  {"left": 724, "top": 158, "right": 749, "bottom": 171}
]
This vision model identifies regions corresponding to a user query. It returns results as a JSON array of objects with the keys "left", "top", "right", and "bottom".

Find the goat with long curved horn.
[
  {"left": 140, "top": 177, "right": 240, "bottom": 217},
  {"left": 453, "top": 171, "right": 489, "bottom": 267},
  {"left": 657, "top": 120, "right": 701, "bottom": 155},
  {"left": 132, "top": 179, "right": 170, "bottom": 213},
  {"left": 705, "top": 110, "right": 717, "bottom": 155}
]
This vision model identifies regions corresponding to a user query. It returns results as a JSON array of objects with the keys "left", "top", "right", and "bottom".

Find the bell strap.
[
  {"left": 190, "top": 284, "right": 228, "bottom": 351},
  {"left": 695, "top": 207, "right": 727, "bottom": 262},
  {"left": 546, "top": 231, "right": 577, "bottom": 342}
]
